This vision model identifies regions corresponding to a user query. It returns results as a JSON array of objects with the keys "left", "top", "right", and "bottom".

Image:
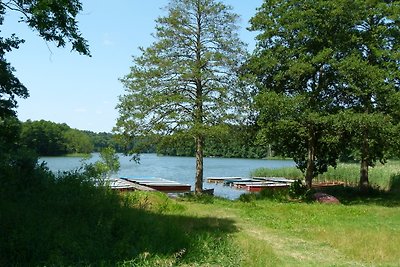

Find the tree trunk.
[
  {"left": 305, "top": 130, "right": 316, "bottom": 188},
  {"left": 359, "top": 129, "right": 369, "bottom": 190},
  {"left": 194, "top": 2, "right": 204, "bottom": 194},
  {"left": 195, "top": 135, "right": 204, "bottom": 193}
]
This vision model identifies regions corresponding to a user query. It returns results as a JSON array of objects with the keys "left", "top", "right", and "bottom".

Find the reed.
[
  {"left": 251, "top": 160, "right": 400, "bottom": 189},
  {"left": 251, "top": 166, "right": 303, "bottom": 179}
]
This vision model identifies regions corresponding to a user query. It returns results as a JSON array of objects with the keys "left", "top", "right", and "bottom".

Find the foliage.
[
  {"left": 116, "top": 0, "right": 247, "bottom": 192},
  {"left": 156, "top": 133, "right": 196, "bottom": 157},
  {"left": 0, "top": 26, "right": 27, "bottom": 117},
  {"left": 247, "top": 0, "right": 351, "bottom": 186},
  {"left": 0, "top": 0, "right": 90, "bottom": 183},
  {"left": 84, "top": 130, "right": 125, "bottom": 152},
  {"left": 389, "top": 174, "right": 400, "bottom": 193},
  {"left": 20, "top": 119, "right": 94, "bottom": 156},
  {"left": 255, "top": 92, "right": 342, "bottom": 186},
  {"left": 18, "top": 119, "right": 139, "bottom": 156},
  {"left": 0, "top": 0, "right": 89, "bottom": 117},
  {"left": 332, "top": 0, "right": 400, "bottom": 188},
  {"left": 156, "top": 124, "right": 269, "bottom": 159},
  {"left": 247, "top": 0, "right": 400, "bottom": 188},
  {"left": 93, "top": 146, "right": 121, "bottom": 178},
  {"left": 20, "top": 119, "right": 68, "bottom": 155},
  {"left": 288, "top": 179, "right": 308, "bottom": 199},
  {"left": 64, "top": 128, "right": 93, "bottom": 154},
  {"left": 1, "top": 0, "right": 89, "bottom": 55},
  {"left": 0, "top": 115, "right": 23, "bottom": 158}
]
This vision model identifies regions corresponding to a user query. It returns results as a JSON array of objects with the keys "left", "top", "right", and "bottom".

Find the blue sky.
[{"left": 4, "top": 0, "right": 263, "bottom": 133}]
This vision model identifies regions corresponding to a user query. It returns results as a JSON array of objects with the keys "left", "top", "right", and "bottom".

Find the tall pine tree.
[{"left": 116, "top": 0, "right": 246, "bottom": 193}]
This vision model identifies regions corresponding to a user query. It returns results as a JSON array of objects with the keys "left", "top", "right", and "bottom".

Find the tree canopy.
[
  {"left": 0, "top": 0, "right": 90, "bottom": 175},
  {"left": 20, "top": 120, "right": 94, "bottom": 156},
  {"left": 247, "top": 0, "right": 400, "bottom": 188},
  {"left": 0, "top": 0, "right": 89, "bottom": 117},
  {"left": 116, "top": 0, "right": 247, "bottom": 193}
]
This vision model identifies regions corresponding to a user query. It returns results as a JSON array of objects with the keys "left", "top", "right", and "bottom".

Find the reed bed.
[{"left": 252, "top": 160, "right": 400, "bottom": 189}]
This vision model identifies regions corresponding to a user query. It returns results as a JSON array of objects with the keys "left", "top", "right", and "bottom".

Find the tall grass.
[
  {"left": 230, "top": 199, "right": 400, "bottom": 266},
  {"left": 317, "top": 161, "right": 400, "bottom": 189},
  {"left": 173, "top": 196, "right": 400, "bottom": 266},
  {"left": 0, "top": 166, "right": 239, "bottom": 266},
  {"left": 251, "top": 166, "right": 303, "bottom": 179},
  {"left": 251, "top": 160, "right": 400, "bottom": 189}
]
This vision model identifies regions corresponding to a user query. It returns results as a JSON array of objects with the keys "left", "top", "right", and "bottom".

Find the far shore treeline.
[
  {"left": 21, "top": 119, "right": 395, "bottom": 162},
  {"left": 20, "top": 120, "right": 121, "bottom": 156},
  {"left": 19, "top": 119, "right": 271, "bottom": 159}
]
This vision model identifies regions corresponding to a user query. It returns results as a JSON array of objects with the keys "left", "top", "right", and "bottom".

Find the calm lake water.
[{"left": 40, "top": 153, "right": 295, "bottom": 199}]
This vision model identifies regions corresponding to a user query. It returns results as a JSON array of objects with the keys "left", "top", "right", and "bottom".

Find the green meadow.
[{"left": 1, "top": 162, "right": 400, "bottom": 266}]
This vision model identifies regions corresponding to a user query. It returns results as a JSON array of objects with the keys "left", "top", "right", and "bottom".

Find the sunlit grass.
[
  {"left": 3, "top": 166, "right": 400, "bottom": 266},
  {"left": 251, "top": 166, "right": 303, "bottom": 179},
  {"left": 168, "top": 196, "right": 400, "bottom": 266},
  {"left": 226, "top": 200, "right": 400, "bottom": 266}
]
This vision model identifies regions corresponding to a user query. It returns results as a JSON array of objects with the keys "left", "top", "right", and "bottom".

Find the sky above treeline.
[{"left": 4, "top": 0, "right": 263, "bottom": 133}]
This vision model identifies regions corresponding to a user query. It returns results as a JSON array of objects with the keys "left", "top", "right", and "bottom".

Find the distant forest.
[
  {"left": 20, "top": 120, "right": 270, "bottom": 159},
  {"left": 20, "top": 120, "right": 122, "bottom": 156}
]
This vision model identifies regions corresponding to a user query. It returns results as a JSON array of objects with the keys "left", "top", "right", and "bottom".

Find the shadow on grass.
[
  {"left": 316, "top": 185, "right": 400, "bottom": 207},
  {"left": 313, "top": 173, "right": 400, "bottom": 207},
  {"left": 0, "top": 169, "right": 238, "bottom": 266},
  {"left": 239, "top": 174, "right": 400, "bottom": 207}
]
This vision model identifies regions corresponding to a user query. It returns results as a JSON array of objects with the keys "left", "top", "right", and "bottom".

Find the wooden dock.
[
  {"left": 206, "top": 176, "right": 295, "bottom": 192},
  {"left": 102, "top": 178, "right": 155, "bottom": 192},
  {"left": 252, "top": 177, "right": 296, "bottom": 183},
  {"left": 246, "top": 183, "right": 289, "bottom": 192},
  {"left": 207, "top": 177, "right": 243, "bottom": 183},
  {"left": 121, "top": 176, "right": 191, "bottom": 193}
]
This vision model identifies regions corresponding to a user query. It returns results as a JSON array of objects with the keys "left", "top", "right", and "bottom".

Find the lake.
[{"left": 40, "top": 153, "right": 295, "bottom": 199}]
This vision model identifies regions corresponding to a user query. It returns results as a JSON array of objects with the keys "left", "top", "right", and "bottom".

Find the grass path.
[{"left": 178, "top": 200, "right": 399, "bottom": 266}]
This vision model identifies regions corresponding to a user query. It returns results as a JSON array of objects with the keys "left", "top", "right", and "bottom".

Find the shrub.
[
  {"left": 238, "top": 193, "right": 256, "bottom": 202},
  {"left": 288, "top": 179, "right": 308, "bottom": 198},
  {"left": 389, "top": 174, "right": 400, "bottom": 192},
  {"left": 258, "top": 187, "right": 288, "bottom": 201}
]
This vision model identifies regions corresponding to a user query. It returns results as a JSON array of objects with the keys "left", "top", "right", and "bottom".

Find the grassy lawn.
[
  {"left": 2, "top": 164, "right": 400, "bottom": 266},
  {"left": 167, "top": 196, "right": 400, "bottom": 267},
  {"left": 104, "top": 190, "right": 400, "bottom": 267},
  {"left": 3, "top": 188, "right": 400, "bottom": 266}
]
